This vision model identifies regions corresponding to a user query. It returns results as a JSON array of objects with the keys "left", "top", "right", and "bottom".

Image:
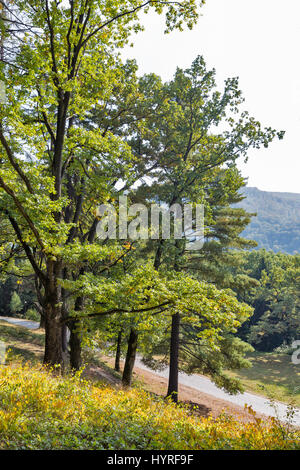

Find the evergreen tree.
[
  {"left": 131, "top": 57, "right": 282, "bottom": 400},
  {"left": 9, "top": 291, "right": 22, "bottom": 315}
]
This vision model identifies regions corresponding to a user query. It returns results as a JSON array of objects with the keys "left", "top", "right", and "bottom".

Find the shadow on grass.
[
  {"left": 237, "top": 352, "right": 300, "bottom": 398},
  {"left": 0, "top": 321, "right": 44, "bottom": 346},
  {"left": 6, "top": 345, "right": 42, "bottom": 363}
]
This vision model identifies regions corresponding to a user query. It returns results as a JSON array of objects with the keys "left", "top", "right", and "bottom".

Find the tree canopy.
[{"left": 0, "top": 0, "right": 287, "bottom": 404}]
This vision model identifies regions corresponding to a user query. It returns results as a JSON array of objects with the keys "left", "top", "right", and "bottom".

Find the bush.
[
  {"left": 9, "top": 292, "right": 22, "bottom": 316},
  {"left": 25, "top": 308, "right": 40, "bottom": 322}
]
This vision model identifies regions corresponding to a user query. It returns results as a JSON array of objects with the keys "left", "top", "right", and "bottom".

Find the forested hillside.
[{"left": 237, "top": 187, "right": 300, "bottom": 254}]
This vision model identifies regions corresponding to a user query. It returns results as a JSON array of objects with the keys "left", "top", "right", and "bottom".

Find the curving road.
[
  {"left": 135, "top": 358, "right": 300, "bottom": 426},
  {"left": 0, "top": 316, "right": 39, "bottom": 330},
  {"left": 1, "top": 315, "right": 300, "bottom": 426}
]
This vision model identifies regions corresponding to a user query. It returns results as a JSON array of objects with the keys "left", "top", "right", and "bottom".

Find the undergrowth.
[{"left": 0, "top": 361, "right": 299, "bottom": 450}]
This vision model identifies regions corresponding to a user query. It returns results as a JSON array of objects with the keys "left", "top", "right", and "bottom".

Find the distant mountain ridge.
[{"left": 236, "top": 187, "right": 300, "bottom": 254}]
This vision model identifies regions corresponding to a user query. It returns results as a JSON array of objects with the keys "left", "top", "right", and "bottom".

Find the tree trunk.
[
  {"left": 43, "top": 306, "right": 64, "bottom": 372},
  {"left": 39, "top": 314, "right": 45, "bottom": 329},
  {"left": 61, "top": 267, "right": 69, "bottom": 354},
  {"left": 154, "top": 239, "right": 164, "bottom": 270},
  {"left": 69, "top": 295, "right": 84, "bottom": 370},
  {"left": 122, "top": 328, "right": 138, "bottom": 387},
  {"left": 43, "top": 260, "right": 65, "bottom": 372},
  {"left": 166, "top": 238, "right": 183, "bottom": 402},
  {"left": 167, "top": 312, "right": 180, "bottom": 403},
  {"left": 69, "top": 320, "right": 82, "bottom": 370},
  {"left": 115, "top": 329, "right": 123, "bottom": 372},
  {"left": 62, "top": 324, "right": 69, "bottom": 353}
]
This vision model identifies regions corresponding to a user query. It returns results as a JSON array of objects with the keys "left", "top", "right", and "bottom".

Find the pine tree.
[{"left": 9, "top": 291, "right": 22, "bottom": 315}]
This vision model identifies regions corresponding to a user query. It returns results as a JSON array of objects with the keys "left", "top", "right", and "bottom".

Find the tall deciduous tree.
[{"left": 0, "top": 0, "right": 203, "bottom": 369}]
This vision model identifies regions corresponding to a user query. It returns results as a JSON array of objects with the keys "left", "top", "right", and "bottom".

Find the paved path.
[
  {"left": 0, "top": 316, "right": 39, "bottom": 330},
  {"left": 135, "top": 358, "right": 300, "bottom": 426},
  {"left": 1, "top": 315, "right": 299, "bottom": 425}
]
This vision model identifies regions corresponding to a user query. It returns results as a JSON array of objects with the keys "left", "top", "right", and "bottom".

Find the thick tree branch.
[
  {"left": 0, "top": 176, "right": 45, "bottom": 250},
  {"left": 63, "top": 300, "right": 172, "bottom": 323},
  {"left": 0, "top": 125, "right": 34, "bottom": 194},
  {"left": 6, "top": 213, "right": 47, "bottom": 285}
]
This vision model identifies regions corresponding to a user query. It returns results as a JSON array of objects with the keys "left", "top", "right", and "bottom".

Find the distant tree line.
[{"left": 232, "top": 249, "right": 300, "bottom": 352}]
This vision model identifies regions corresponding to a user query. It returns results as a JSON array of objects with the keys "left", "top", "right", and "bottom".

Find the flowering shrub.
[{"left": 0, "top": 362, "right": 299, "bottom": 450}]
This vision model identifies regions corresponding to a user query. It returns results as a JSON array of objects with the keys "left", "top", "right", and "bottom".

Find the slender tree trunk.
[
  {"left": 154, "top": 239, "right": 164, "bottom": 270},
  {"left": 62, "top": 324, "right": 69, "bottom": 353},
  {"left": 69, "top": 319, "right": 82, "bottom": 370},
  {"left": 68, "top": 269, "right": 86, "bottom": 370},
  {"left": 166, "top": 238, "right": 183, "bottom": 402},
  {"left": 115, "top": 329, "right": 123, "bottom": 372},
  {"left": 69, "top": 295, "right": 83, "bottom": 370},
  {"left": 122, "top": 328, "right": 138, "bottom": 387},
  {"left": 167, "top": 311, "right": 180, "bottom": 403},
  {"left": 61, "top": 267, "right": 69, "bottom": 355},
  {"left": 154, "top": 239, "right": 181, "bottom": 402}
]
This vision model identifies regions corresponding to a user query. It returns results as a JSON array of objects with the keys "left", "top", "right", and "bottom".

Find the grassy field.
[
  {"left": 0, "top": 320, "right": 44, "bottom": 363},
  {"left": 227, "top": 351, "right": 300, "bottom": 407}
]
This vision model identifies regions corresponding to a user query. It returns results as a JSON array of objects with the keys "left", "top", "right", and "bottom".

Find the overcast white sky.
[{"left": 122, "top": 0, "right": 300, "bottom": 194}]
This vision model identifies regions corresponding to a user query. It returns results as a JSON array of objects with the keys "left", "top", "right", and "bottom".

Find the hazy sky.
[{"left": 122, "top": 0, "right": 300, "bottom": 194}]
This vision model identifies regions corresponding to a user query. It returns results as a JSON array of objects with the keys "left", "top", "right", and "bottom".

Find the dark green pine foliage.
[
  {"left": 187, "top": 169, "right": 259, "bottom": 292},
  {"left": 132, "top": 55, "right": 283, "bottom": 397},
  {"left": 168, "top": 171, "right": 258, "bottom": 392}
]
